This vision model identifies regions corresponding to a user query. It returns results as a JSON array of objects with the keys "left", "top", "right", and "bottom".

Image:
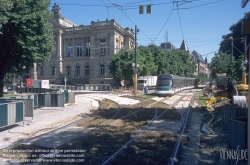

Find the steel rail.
[
  {"left": 168, "top": 93, "right": 195, "bottom": 165},
  {"left": 101, "top": 108, "right": 158, "bottom": 165},
  {"left": 101, "top": 93, "right": 187, "bottom": 165}
]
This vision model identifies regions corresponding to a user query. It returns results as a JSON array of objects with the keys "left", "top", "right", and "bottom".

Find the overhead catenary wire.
[
  {"left": 177, "top": 0, "right": 225, "bottom": 10},
  {"left": 153, "top": 2, "right": 174, "bottom": 42},
  {"left": 100, "top": 0, "right": 110, "bottom": 20},
  {"left": 107, "top": 0, "right": 156, "bottom": 45},
  {"left": 50, "top": 0, "right": 230, "bottom": 55},
  {"left": 176, "top": 1, "right": 185, "bottom": 40},
  {"left": 200, "top": 50, "right": 218, "bottom": 56}
]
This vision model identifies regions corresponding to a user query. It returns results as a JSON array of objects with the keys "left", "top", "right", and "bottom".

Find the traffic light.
[{"left": 146, "top": 5, "right": 151, "bottom": 14}]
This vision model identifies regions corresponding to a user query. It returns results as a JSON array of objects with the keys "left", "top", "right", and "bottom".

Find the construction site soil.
[
  {"left": 0, "top": 93, "right": 238, "bottom": 165},
  {"left": 190, "top": 96, "right": 232, "bottom": 165}
]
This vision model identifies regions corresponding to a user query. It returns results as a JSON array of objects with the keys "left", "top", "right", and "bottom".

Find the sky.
[{"left": 49, "top": 0, "right": 249, "bottom": 63}]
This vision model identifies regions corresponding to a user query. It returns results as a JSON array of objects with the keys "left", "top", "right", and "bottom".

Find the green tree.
[
  {"left": 147, "top": 44, "right": 169, "bottom": 74},
  {"left": 108, "top": 50, "right": 134, "bottom": 86},
  {"left": 219, "top": 12, "right": 250, "bottom": 60},
  {"left": 232, "top": 55, "right": 244, "bottom": 81},
  {"left": 0, "top": 0, "right": 54, "bottom": 97},
  {"left": 209, "top": 52, "right": 231, "bottom": 79},
  {"left": 196, "top": 73, "right": 208, "bottom": 83},
  {"left": 137, "top": 46, "right": 157, "bottom": 76},
  {"left": 169, "top": 50, "right": 196, "bottom": 77}
]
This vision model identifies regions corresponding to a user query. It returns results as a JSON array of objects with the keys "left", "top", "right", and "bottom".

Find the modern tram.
[{"left": 154, "top": 74, "right": 198, "bottom": 95}]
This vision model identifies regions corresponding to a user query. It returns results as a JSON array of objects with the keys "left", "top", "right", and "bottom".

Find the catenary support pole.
[{"left": 133, "top": 25, "right": 138, "bottom": 95}]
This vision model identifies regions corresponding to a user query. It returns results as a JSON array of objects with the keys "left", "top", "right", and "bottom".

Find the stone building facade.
[
  {"left": 160, "top": 42, "right": 175, "bottom": 52},
  {"left": 32, "top": 4, "right": 135, "bottom": 85},
  {"left": 191, "top": 50, "right": 210, "bottom": 77}
]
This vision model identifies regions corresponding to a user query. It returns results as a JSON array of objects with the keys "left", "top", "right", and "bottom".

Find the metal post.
[
  {"left": 246, "top": 13, "right": 250, "bottom": 164},
  {"left": 133, "top": 25, "right": 138, "bottom": 95},
  {"left": 64, "top": 76, "right": 67, "bottom": 90},
  {"left": 248, "top": 36, "right": 250, "bottom": 163},
  {"left": 242, "top": 36, "right": 247, "bottom": 84},
  {"left": 231, "top": 37, "right": 233, "bottom": 62}
]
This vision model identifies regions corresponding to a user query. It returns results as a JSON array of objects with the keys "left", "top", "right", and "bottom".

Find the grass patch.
[
  {"left": 2, "top": 94, "right": 18, "bottom": 98},
  {"left": 140, "top": 94, "right": 155, "bottom": 98},
  {"left": 194, "top": 92, "right": 210, "bottom": 107}
]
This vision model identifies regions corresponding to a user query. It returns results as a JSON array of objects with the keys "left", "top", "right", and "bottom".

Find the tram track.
[
  {"left": 0, "top": 95, "right": 165, "bottom": 161},
  {"left": 101, "top": 92, "right": 190, "bottom": 165},
  {"left": 0, "top": 92, "right": 194, "bottom": 165}
]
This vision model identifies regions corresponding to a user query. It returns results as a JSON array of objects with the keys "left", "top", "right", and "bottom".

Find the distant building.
[
  {"left": 28, "top": 3, "right": 135, "bottom": 85},
  {"left": 191, "top": 50, "right": 209, "bottom": 77},
  {"left": 179, "top": 39, "right": 189, "bottom": 52},
  {"left": 160, "top": 42, "right": 175, "bottom": 52}
]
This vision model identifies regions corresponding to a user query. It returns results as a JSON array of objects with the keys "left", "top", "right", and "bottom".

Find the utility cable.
[
  {"left": 189, "top": 42, "right": 220, "bottom": 49},
  {"left": 233, "top": 45, "right": 244, "bottom": 55},
  {"left": 200, "top": 50, "right": 218, "bottom": 56},
  {"left": 178, "top": 0, "right": 225, "bottom": 10},
  {"left": 121, "top": 0, "right": 154, "bottom": 6},
  {"left": 154, "top": 2, "right": 174, "bottom": 42},
  {"left": 176, "top": 1, "right": 185, "bottom": 39},
  {"left": 51, "top": 3, "right": 107, "bottom": 7},
  {"left": 100, "top": 0, "right": 110, "bottom": 20},
  {"left": 107, "top": 0, "right": 156, "bottom": 45}
]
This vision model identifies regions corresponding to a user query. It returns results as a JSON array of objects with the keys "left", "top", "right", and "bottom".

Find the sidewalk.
[{"left": 0, "top": 95, "right": 93, "bottom": 150}]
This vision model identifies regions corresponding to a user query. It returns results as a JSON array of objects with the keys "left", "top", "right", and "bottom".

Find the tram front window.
[{"left": 157, "top": 80, "right": 172, "bottom": 86}]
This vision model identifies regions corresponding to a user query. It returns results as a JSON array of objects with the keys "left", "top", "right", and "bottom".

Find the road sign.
[
  {"left": 242, "top": 0, "right": 249, "bottom": 8},
  {"left": 26, "top": 78, "right": 33, "bottom": 87}
]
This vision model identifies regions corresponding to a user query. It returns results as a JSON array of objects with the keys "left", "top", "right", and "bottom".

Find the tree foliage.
[
  {"left": 108, "top": 51, "right": 134, "bottom": 85},
  {"left": 209, "top": 52, "right": 231, "bottom": 78},
  {"left": 209, "top": 52, "right": 244, "bottom": 81},
  {"left": 219, "top": 12, "right": 250, "bottom": 60},
  {"left": 108, "top": 45, "right": 197, "bottom": 85},
  {"left": 195, "top": 73, "right": 208, "bottom": 83},
  {"left": 0, "top": 0, "right": 54, "bottom": 97}
]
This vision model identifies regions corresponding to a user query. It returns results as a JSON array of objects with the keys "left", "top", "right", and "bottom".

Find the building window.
[
  {"left": 76, "top": 43, "right": 82, "bottom": 56},
  {"left": 100, "top": 65, "right": 105, "bottom": 75},
  {"left": 52, "top": 66, "right": 56, "bottom": 76},
  {"left": 86, "top": 43, "right": 90, "bottom": 56},
  {"left": 100, "top": 39, "right": 106, "bottom": 54},
  {"left": 67, "top": 66, "right": 71, "bottom": 75},
  {"left": 76, "top": 66, "right": 80, "bottom": 76},
  {"left": 85, "top": 66, "right": 89, "bottom": 75},
  {"left": 67, "top": 43, "right": 73, "bottom": 56},
  {"left": 40, "top": 67, "right": 44, "bottom": 76}
]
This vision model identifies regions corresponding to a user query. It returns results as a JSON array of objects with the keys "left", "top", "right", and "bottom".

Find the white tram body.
[{"left": 154, "top": 74, "right": 198, "bottom": 95}]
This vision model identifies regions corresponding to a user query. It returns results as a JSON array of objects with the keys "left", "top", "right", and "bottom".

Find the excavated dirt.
[
  {"left": 181, "top": 93, "right": 239, "bottom": 165},
  {"left": 0, "top": 95, "right": 187, "bottom": 165}
]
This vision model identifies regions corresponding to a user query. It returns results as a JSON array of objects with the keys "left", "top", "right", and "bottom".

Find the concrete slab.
[
  {"left": 151, "top": 97, "right": 163, "bottom": 101},
  {"left": 179, "top": 112, "right": 201, "bottom": 165},
  {"left": 162, "top": 95, "right": 183, "bottom": 106},
  {"left": 79, "top": 93, "right": 140, "bottom": 105},
  {"left": 147, "top": 119, "right": 181, "bottom": 135}
]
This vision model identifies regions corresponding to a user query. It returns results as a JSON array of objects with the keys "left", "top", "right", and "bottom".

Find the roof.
[
  {"left": 179, "top": 39, "right": 189, "bottom": 52},
  {"left": 191, "top": 50, "right": 205, "bottom": 63}
]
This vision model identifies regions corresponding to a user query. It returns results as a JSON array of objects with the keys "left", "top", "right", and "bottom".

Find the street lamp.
[{"left": 229, "top": 37, "right": 233, "bottom": 62}]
